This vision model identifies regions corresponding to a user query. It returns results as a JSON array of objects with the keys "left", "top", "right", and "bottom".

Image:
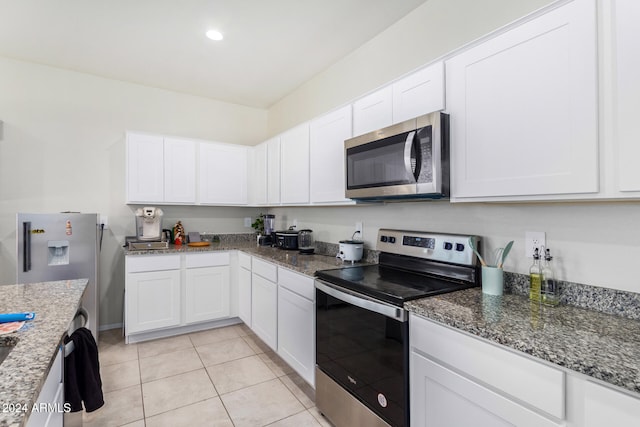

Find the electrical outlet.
[
  {"left": 292, "top": 219, "right": 298, "bottom": 228},
  {"left": 244, "top": 217, "right": 251, "bottom": 227},
  {"left": 99, "top": 215, "right": 108, "bottom": 230},
  {"left": 355, "top": 222, "right": 363, "bottom": 238},
  {"left": 525, "top": 231, "right": 546, "bottom": 257}
]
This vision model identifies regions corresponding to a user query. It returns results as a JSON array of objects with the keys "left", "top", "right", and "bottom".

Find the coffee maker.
[{"left": 135, "top": 207, "right": 164, "bottom": 240}]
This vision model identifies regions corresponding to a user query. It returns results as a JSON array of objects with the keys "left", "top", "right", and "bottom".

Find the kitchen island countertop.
[
  {"left": 406, "top": 288, "right": 640, "bottom": 396},
  {"left": 0, "top": 279, "right": 87, "bottom": 427}
]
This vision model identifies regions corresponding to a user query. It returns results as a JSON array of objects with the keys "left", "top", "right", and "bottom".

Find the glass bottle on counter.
[
  {"left": 529, "top": 248, "right": 542, "bottom": 302},
  {"left": 541, "top": 248, "right": 560, "bottom": 306}
]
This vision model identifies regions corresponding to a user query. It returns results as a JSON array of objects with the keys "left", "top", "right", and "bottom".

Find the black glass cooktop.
[{"left": 315, "top": 264, "right": 476, "bottom": 307}]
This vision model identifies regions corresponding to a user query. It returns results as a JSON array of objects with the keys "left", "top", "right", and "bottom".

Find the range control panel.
[{"left": 376, "top": 229, "right": 479, "bottom": 266}]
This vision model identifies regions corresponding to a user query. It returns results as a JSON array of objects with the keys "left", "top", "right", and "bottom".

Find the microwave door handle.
[
  {"left": 23, "top": 221, "right": 31, "bottom": 272},
  {"left": 403, "top": 131, "right": 416, "bottom": 179}
]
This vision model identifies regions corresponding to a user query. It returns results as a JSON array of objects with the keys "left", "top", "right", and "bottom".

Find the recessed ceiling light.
[{"left": 206, "top": 30, "right": 223, "bottom": 41}]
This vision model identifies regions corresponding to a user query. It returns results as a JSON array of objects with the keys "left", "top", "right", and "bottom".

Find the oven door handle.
[{"left": 315, "top": 280, "right": 408, "bottom": 322}]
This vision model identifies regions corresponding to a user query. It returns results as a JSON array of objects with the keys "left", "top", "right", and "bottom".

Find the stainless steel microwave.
[{"left": 345, "top": 111, "right": 449, "bottom": 200}]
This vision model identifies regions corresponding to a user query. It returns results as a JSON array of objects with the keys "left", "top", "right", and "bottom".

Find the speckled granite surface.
[
  {"left": 405, "top": 288, "right": 640, "bottom": 396},
  {"left": 0, "top": 279, "right": 87, "bottom": 427},
  {"left": 124, "top": 236, "right": 372, "bottom": 275},
  {"left": 505, "top": 271, "right": 640, "bottom": 320}
]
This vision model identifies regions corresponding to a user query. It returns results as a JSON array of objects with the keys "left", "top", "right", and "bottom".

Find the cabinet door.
[
  {"left": 238, "top": 267, "right": 252, "bottom": 327},
  {"left": 199, "top": 142, "right": 248, "bottom": 205},
  {"left": 352, "top": 85, "right": 393, "bottom": 136},
  {"left": 126, "top": 132, "right": 164, "bottom": 203},
  {"left": 447, "top": 0, "right": 598, "bottom": 200},
  {"left": 280, "top": 123, "right": 310, "bottom": 204},
  {"left": 251, "top": 273, "right": 277, "bottom": 350},
  {"left": 582, "top": 380, "right": 640, "bottom": 427},
  {"left": 249, "top": 142, "right": 268, "bottom": 205},
  {"left": 163, "top": 137, "right": 197, "bottom": 203},
  {"left": 185, "top": 266, "right": 231, "bottom": 324},
  {"left": 266, "top": 137, "right": 281, "bottom": 205},
  {"left": 611, "top": 0, "right": 640, "bottom": 193},
  {"left": 277, "top": 286, "right": 315, "bottom": 386},
  {"left": 27, "top": 346, "right": 63, "bottom": 427},
  {"left": 411, "top": 351, "right": 561, "bottom": 427},
  {"left": 392, "top": 62, "right": 445, "bottom": 123},
  {"left": 309, "top": 105, "right": 353, "bottom": 204},
  {"left": 126, "top": 270, "right": 181, "bottom": 334}
]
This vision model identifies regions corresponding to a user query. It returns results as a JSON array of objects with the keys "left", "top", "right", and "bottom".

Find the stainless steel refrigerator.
[{"left": 16, "top": 213, "right": 100, "bottom": 340}]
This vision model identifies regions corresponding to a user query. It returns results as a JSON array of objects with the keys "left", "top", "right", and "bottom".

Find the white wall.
[
  {"left": 270, "top": 202, "right": 640, "bottom": 294},
  {"left": 0, "top": 56, "right": 265, "bottom": 326},
  {"left": 268, "top": 0, "right": 555, "bottom": 134}
]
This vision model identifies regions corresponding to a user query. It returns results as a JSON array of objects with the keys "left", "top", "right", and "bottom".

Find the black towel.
[{"left": 64, "top": 327, "right": 104, "bottom": 412}]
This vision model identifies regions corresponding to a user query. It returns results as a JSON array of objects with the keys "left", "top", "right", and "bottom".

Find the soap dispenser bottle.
[
  {"left": 541, "top": 248, "right": 559, "bottom": 306},
  {"left": 529, "top": 248, "right": 542, "bottom": 302}
]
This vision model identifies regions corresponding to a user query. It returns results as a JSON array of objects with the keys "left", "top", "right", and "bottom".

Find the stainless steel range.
[{"left": 315, "top": 229, "right": 481, "bottom": 427}]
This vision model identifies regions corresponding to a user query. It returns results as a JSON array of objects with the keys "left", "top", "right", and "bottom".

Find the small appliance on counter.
[
  {"left": 135, "top": 207, "right": 163, "bottom": 240},
  {"left": 298, "top": 229, "right": 314, "bottom": 254},
  {"left": 337, "top": 231, "right": 364, "bottom": 263},
  {"left": 337, "top": 239, "right": 363, "bottom": 263},
  {"left": 127, "top": 207, "right": 169, "bottom": 250},
  {"left": 275, "top": 227, "right": 299, "bottom": 250},
  {"left": 258, "top": 214, "right": 276, "bottom": 246}
]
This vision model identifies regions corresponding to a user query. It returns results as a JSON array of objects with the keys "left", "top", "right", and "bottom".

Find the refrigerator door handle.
[{"left": 23, "top": 221, "right": 31, "bottom": 272}]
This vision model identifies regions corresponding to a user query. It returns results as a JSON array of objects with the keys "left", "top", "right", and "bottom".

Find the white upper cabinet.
[
  {"left": 605, "top": 0, "right": 640, "bottom": 196},
  {"left": 127, "top": 133, "right": 196, "bottom": 204},
  {"left": 392, "top": 62, "right": 445, "bottom": 123},
  {"left": 309, "top": 105, "right": 354, "bottom": 204},
  {"left": 199, "top": 142, "right": 248, "bottom": 205},
  {"left": 248, "top": 142, "right": 268, "bottom": 205},
  {"left": 447, "top": 0, "right": 599, "bottom": 201},
  {"left": 280, "top": 123, "right": 310, "bottom": 204},
  {"left": 126, "top": 132, "right": 165, "bottom": 203},
  {"left": 164, "top": 137, "right": 197, "bottom": 204},
  {"left": 352, "top": 85, "right": 393, "bottom": 137},
  {"left": 267, "top": 137, "right": 281, "bottom": 205}
]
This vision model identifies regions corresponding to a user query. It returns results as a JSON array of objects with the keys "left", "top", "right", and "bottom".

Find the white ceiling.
[{"left": 0, "top": 0, "right": 427, "bottom": 109}]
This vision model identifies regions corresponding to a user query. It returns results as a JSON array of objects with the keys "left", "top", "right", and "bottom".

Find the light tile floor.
[{"left": 84, "top": 324, "right": 333, "bottom": 427}]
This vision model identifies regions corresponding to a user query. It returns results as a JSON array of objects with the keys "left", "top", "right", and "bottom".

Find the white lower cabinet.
[
  {"left": 251, "top": 273, "right": 278, "bottom": 351},
  {"left": 185, "top": 265, "right": 230, "bottom": 324},
  {"left": 277, "top": 268, "right": 315, "bottom": 386},
  {"left": 410, "top": 313, "right": 640, "bottom": 427},
  {"left": 238, "top": 252, "right": 252, "bottom": 327},
  {"left": 410, "top": 314, "right": 564, "bottom": 427},
  {"left": 27, "top": 346, "right": 64, "bottom": 427},
  {"left": 245, "top": 255, "right": 316, "bottom": 386},
  {"left": 125, "top": 252, "right": 233, "bottom": 340},
  {"left": 126, "top": 268, "right": 181, "bottom": 334}
]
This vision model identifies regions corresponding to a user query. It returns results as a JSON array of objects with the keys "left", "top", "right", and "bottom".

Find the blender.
[{"left": 258, "top": 214, "right": 276, "bottom": 246}]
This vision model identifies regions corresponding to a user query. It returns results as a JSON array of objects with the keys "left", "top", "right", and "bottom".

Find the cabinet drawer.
[
  {"left": 127, "top": 254, "right": 181, "bottom": 273},
  {"left": 239, "top": 252, "right": 252, "bottom": 270},
  {"left": 252, "top": 257, "right": 277, "bottom": 282},
  {"left": 278, "top": 267, "right": 314, "bottom": 301},
  {"left": 410, "top": 314, "right": 565, "bottom": 419},
  {"left": 185, "top": 252, "right": 229, "bottom": 268}
]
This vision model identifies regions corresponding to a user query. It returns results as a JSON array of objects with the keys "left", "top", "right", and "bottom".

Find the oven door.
[{"left": 315, "top": 280, "right": 409, "bottom": 427}]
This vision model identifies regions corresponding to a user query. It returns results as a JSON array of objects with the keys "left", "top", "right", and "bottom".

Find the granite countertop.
[
  {"left": 0, "top": 279, "right": 88, "bottom": 427},
  {"left": 124, "top": 242, "right": 354, "bottom": 276},
  {"left": 406, "top": 288, "right": 640, "bottom": 396}
]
